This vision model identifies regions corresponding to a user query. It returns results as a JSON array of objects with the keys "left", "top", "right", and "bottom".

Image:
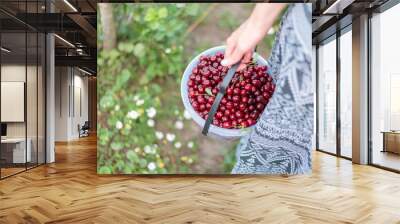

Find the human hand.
[
  {"left": 221, "top": 3, "right": 286, "bottom": 71},
  {"left": 221, "top": 20, "right": 263, "bottom": 70}
]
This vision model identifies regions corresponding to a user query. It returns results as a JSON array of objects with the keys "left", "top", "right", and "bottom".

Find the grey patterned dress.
[{"left": 232, "top": 4, "right": 313, "bottom": 175}]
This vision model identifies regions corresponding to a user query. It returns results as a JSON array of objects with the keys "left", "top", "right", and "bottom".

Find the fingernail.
[{"left": 221, "top": 59, "right": 228, "bottom": 66}]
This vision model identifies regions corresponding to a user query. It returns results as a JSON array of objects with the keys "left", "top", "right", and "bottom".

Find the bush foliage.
[{"left": 97, "top": 4, "right": 202, "bottom": 174}]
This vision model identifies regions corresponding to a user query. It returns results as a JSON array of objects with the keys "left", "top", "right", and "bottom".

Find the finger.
[
  {"left": 224, "top": 37, "right": 236, "bottom": 59},
  {"left": 238, "top": 51, "right": 254, "bottom": 71},
  {"left": 221, "top": 47, "right": 244, "bottom": 67},
  {"left": 238, "top": 63, "right": 247, "bottom": 71},
  {"left": 242, "top": 51, "right": 253, "bottom": 64}
]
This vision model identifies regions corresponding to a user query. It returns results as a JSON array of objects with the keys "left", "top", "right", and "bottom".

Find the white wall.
[
  {"left": 55, "top": 66, "right": 69, "bottom": 141},
  {"left": 54, "top": 67, "right": 89, "bottom": 141},
  {"left": 72, "top": 73, "right": 89, "bottom": 138},
  {"left": 1, "top": 65, "right": 38, "bottom": 137},
  {"left": 1, "top": 64, "right": 46, "bottom": 164}
]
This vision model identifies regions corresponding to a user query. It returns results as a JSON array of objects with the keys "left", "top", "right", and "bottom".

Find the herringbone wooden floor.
[{"left": 1, "top": 136, "right": 400, "bottom": 224}]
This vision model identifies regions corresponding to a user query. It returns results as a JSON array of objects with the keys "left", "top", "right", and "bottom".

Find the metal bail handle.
[{"left": 202, "top": 63, "right": 239, "bottom": 136}]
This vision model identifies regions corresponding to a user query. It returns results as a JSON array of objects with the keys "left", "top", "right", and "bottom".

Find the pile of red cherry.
[{"left": 187, "top": 52, "right": 275, "bottom": 129}]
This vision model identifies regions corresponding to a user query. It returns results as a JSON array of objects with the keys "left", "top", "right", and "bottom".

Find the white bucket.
[{"left": 180, "top": 46, "right": 269, "bottom": 139}]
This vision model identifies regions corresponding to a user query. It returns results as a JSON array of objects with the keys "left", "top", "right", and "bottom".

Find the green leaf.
[
  {"left": 98, "top": 166, "right": 112, "bottom": 174},
  {"left": 118, "top": 42, "right": 135, "bottom": 53},
  {"left": 127, "top": 150, "right": 139, "bottom": 162},
  {"left": 99, "top": 93, "right": 115, "bottom": 109},
  {"left": 205, "top": 87, "right": 213, "bottom": 96},
  {"left": 114, "top": 69, "right": 131, "bottom": 91},
  {"left": 133, "top": 43, "right": 145, "bottom": 58},
  {"left": 139, "top": 158, "right": 147, "bottom": 168},
  {"left": 116, "top": 160, "right": 126, "bottom": 171},
  {"left": 144, "top": 8, "right": 157, "bottom": 22},
  {"left": 158, "top": 8, "right": 168, "bottom": 18},
  {"left": 111, "top": 142, "right": 124, "bottom": 151},
  {"left": 108, "top": 49, "right": 119, "bottom": 61}
]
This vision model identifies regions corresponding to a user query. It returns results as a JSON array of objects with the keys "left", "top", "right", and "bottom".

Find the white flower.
[
  {"left": 174, "top": 142, "right": 182, "bottom": 148},
  {"left": 115, "top": 121, "right": 123, "bottom": 129},
  {"left": 176, "top": 3, "right": 186, "bottom": 8},
  {"left": 146, "top": 107, "right": 157, "bottom": 118},
  {"left": 165, "top": 48, "right": 172, "bottom": 54},
  {"left": 174, "top": 120, "right": 184, "bottom": 130},
  {"left": 155, "top": 131, "right": 164, "bottom": 140},
  {"left": 144, "top": 145, "right": 156, "bottom": 154},
  {"left": 134, "top": 147, "right": 141, "bottom": 153},
  {"left": 133, "top": 95, "right": 140, "bottom": 101},
  {"left": 147, "top": 119, "right": 155, "bottom": 127},
  {"left": 115, "top": 105, "right": 120, "bottom": 111},
  {"left": 147, "top": 162, "right": 156, "bottom": 171},
  {"left": 183, "top": 110, "right": 191, "bottom": 120},
  {"left": 136, "top": 99, "right": 144, "bottom": 106},
  {"left": 144, "top": 145, "right": 152, "bottom": 154},
  {"left": 127, "top": 110, "right": 140, "bottom": 119},
  {"left": 187, "top": 141, "right": 194, "bottom": 148},
  {"left": 166, "top": 133, "right": 176, "bottom": 142}
]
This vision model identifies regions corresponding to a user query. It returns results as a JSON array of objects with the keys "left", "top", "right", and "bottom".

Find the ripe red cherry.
[
  {"left": 188, "top": 53, "right": 274, "bottom": 129},
  {"left": 197, "top": 96, "right": 205, "bottom": 104},
  {"left": 235, "top": 111, "right": 243, "bottom": 118},
  {"left": 256, "top": 103, "right": 264, "bottom": 111},
  {"left": 198, "top": 86, "right": 205, "bottom": 94},
  {"left": 221, "top": 98, "right": 227, "bottom": 105},
  {"left": 199, "top": 104, "right": 206, "bottom": 111},
  {"left": 239, "top": 103, "right": 246, "bottom": 111},
  {"left": 192, "top": 102, "right": 199, "bottom": 110},
  {"left": 256, "top": 96, "right": 265, "bottom": 103},
  {"left": 232, "top": 120, "right": 238, "bottom": 127},
  {"left": 241, "top": 96, "right": 249, "bottom": 104},
  {"left": 226, "top": 102, "right": 233, "bottom": 109},
  {"left": 215, "top": 112, "right": 223, "bottom": 119},
  {"left": 222, "top": 122, "right": 231, "bottom": 129},
  {"left": 244, "top": 84, "right": 252, "bottom": 91},
  {"left": 202, "top": 79, "right": 211, "bottom": 87}
]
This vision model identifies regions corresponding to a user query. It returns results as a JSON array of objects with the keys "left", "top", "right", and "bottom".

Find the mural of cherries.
[{"left": 187, "top": 52, "right": 275, "bottom": 129}]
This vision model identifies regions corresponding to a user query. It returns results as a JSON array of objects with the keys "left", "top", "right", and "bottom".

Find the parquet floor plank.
[{"left": 0, "top": 135, "right": 400, "bottom": 223}]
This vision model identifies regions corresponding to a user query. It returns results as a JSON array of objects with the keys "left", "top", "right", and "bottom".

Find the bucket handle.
[{"left": 202, "top": 63, "right": 239, "bottom": 135}]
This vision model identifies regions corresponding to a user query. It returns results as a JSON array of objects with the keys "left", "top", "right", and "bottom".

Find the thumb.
[{"left": 221, "top": 47, "right": 244, "bottom": 67}]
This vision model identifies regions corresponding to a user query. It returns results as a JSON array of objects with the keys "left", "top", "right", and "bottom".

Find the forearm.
[
  {"left": 222, "top": 3, "right": 287, "bottom": 68},
  {"left": 247, "top": 3, "right": 287, "bottom": 37}
]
